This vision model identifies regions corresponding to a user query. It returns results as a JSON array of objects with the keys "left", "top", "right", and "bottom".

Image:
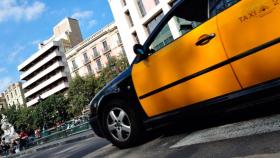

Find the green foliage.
[
  {"left": 0, "top": 55, "right": 130, "bottom": 133},
  {"left": 68, "top": 75, "right": 97, "bottom": 116},
  {"left": 67, "top": 54, "right": 129, "bottom": 116},
  {"left": 14, "top": 106, "right": 33, "bottom": 131},
  {"left": 96, "top": 54, "right": 129, "bottom": 92},
  {"left": 0, "top": 94, "right": 69, "bottom": 132},
  {"left": 33, "top": 94, "right": 69, "bottom": 129}
]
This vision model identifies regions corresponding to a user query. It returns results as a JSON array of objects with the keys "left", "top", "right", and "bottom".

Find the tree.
[
  {"left": 32, "top": 94, "right": 69, "bottom": 129},
  {"left": 14, "top": 106, "right": 33, "bottom": 132},
  {"left": 68, "top": 75, "right": 97, "bottom": 116},
  {"left": 96, "top": 54, "right": 129, "bottom": 92},
  {"left": 0, "top": 54, "right": 130, "bottom": 133},
  {"left": 0, "top": 105, "right": 34, "bottom": 132}
]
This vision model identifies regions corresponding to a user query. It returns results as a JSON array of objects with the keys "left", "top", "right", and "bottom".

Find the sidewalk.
[{"left": 11, "top": 129, "right": 95, "bottom": 158}]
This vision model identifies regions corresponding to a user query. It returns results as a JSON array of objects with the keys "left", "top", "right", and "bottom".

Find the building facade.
[
  {"left": 108, "top": 0, "right": 177, "bottom": 63},
  {"left": 65, "top": 22, "right": 125, "bottom": 78},
  {"left": 18, "top": 18, "right": 83, "bottom": 107},
  {"left": 0, "top": 93, "right": 7, "bottom": 110},
  {"left": 4, "top": 82, "right": 26, "bottom": 108}
]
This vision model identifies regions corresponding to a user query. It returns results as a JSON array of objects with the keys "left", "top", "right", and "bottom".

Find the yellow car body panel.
[
  {"left": 217, "top": 0, "right": 280, "bottom": 88},
  {"left": 132, "top": 18, "right": 241, "bottom": 117}
]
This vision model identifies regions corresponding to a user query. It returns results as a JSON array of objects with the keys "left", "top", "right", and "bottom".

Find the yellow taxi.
[{"left": 89, "top": 0, "right": 280, "bottom": 148}]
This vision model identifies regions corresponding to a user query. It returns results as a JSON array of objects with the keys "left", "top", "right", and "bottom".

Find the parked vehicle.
[{"left": 89, "top": 0, "right": 280, "bottom": 148}]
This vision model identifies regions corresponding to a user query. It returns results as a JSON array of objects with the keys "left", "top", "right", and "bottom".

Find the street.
[{"left": 22, "top": 111, "right": 280, "bottom": 158}]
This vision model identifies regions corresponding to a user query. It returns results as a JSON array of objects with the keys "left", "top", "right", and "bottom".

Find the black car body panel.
[{"left": 89, "top": 67, "right": 140, "bottom": 137}]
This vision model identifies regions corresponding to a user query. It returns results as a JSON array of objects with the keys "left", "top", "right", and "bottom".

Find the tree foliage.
[
  {"left": 68, "top": 75, "right": 97, "bottom": 116},
  {"left": 33, "top": 94, "right": 69, "bottom": 129},
  {"left": 96, "top": 54, "right": 129, "bottom": 92},
  {"left": 0, "top": 55, "right": 130, "bottom": 133},
  {"left": 0, "top": 94, "right": 69, "bottom": 132}
]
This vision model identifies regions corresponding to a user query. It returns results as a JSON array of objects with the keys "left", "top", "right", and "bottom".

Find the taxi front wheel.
[{"left": 102, "top": 99, "right": 143, "bottom": 148}]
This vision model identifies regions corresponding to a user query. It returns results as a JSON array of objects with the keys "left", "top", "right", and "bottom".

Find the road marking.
[
  {"left": 171, "top": 114, "right": 280, "bottom": 148},
  {"left": 234, "top": 153, "right": 280, "bottom": 158}
]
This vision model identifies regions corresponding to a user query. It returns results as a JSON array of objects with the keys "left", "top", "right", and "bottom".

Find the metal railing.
[{"left": 29, "top": 122, "right": 91, "bottom": 146}]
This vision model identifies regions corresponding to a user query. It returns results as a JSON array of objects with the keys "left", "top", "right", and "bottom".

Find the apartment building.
[
  {"left": 4, "top": 82, "right": 26, "bottom": 108},
  {"left": 108, "top": 0, "right": 177, "bottom": 63},
  {"left": 18, "top": 17, "right": 83, "bottom": 107},
  {"left": 0, "top": 93, "right": 7, "bottom": 110},
  {"left": 65, "top": 22, "right": 125, "bottom": 78}
]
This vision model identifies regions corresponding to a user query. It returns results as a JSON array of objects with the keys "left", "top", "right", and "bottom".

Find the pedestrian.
[
  {"left": 34, "top": 128, "right": 41, "bottom": 139},
  {"left": 1, "top": 138, "right": 10, "bottom": 157},
  {"left": 19, "top": 130, "right": 29, "bottom": 150}
]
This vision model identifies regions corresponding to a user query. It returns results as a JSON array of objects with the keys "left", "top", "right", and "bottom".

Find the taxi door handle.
[{"left": 195, "top": 33, "right": 216, "bottom": 46}]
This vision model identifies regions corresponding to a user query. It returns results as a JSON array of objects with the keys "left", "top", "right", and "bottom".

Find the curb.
[{"left": 11, "top": 131, "right": 95, "bottom": 157}]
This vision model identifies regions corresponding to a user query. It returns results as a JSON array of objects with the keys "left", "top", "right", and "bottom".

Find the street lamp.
[{"left": 38, "top": 96, "right": 46, "bottom": 129}]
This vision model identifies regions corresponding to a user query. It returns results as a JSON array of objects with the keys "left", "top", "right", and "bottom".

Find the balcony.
[
  {"left": 20, "top": 50, "right": 62, "bottom": 80},
  {"left": 24, "top": 72, "right": 67, "bottom": 98},
  {"left": 26, "top": 82, "right": 69, "bottom": 107},
  {"left": 22, "top": 61, "right": 64, "bottom": 89},
  {"left": 18, "top": 41, "right": 60, "bottom": 71}
]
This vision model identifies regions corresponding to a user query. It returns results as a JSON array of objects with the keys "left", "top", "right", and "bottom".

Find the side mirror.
[{"left": 133, "top": 44, "right": 145, "bottom": 55}]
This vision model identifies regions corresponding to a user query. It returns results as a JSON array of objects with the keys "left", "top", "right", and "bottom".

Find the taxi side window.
[
  {"left": 209, "top": 0, "right": 240, "bottom": 17},
  {"left": 149, "top": 0, "right": 208, "bottom": 52}
]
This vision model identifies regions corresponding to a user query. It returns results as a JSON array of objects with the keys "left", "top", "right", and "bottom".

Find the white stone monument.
[{"left": 1, "top": 114, "right": 19, "bottom": 144}]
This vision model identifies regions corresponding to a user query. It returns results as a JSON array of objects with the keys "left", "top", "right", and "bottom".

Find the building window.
[
  {"left": 132, "top": 32, "right": 140, "bottom": 44},
  {"left": 121, "top": 0, "right": 127, "bottom": 6},
  {"left": 92, "top": 47, "right": 100, "bottom": 58},
  {"left": 106, "top": 53, "right": 112, "bottom": 63},
  {"left": 117, "top": 33, "right": 122, "bottom": 45},
  {"left": 125, "top": 11, "right": 134, "bottom": 27},
  {"left": 72, "top": 59, "right": 78, "bottom": 70},
  {"left": 75, "top": 71, "right": 79, "bottom": 77},
  {"left": 137, "top": 0, "right": 146, "bottom": 17},
  {"left": 102, "top": 40, "right": 110, "bottom": 52},
  {"left": 87, "top": 65, "right": 93, "bottom": 74},
  {"left": 155, "top": 0, "right": 160, "bottom": 5},
  {"left": 121, "top": 46, "right": 126, "bottom": 54},
  {"left": 169, "top": 0, "right": 180, "bottom": 7},
  {"left": 145, "top": 12, "right": 164, "bottom": 34},
  {"left": 96, "top": 59, "right": 102, "bottom": 71},
  {"left": 83, "top": 52, "right": 89, "bottom": 63}
]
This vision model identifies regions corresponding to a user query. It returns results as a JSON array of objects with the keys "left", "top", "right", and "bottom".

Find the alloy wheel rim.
[{"left": 107, "top": 107, "right": 131, "bottom": 142}]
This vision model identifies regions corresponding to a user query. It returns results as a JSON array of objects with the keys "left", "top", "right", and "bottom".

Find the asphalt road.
[{"left": 22, "top": 111, "right": 280, "bottom": 158}]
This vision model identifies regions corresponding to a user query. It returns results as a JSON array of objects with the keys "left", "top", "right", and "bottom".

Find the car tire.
[{"left": 101, "top": 99, "right": 143, "bottom": 148}]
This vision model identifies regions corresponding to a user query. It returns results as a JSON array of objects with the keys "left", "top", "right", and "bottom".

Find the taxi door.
[
  {"left": 131, "top": 0, "right": 242, "bottom": 117},
  {"left": 217, "top": 0, "right": 280, "bottom": 88}
]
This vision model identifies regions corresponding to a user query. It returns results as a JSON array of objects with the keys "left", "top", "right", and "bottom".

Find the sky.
[{"left": 0, "top": 0, "right": 114, "bottom": 92}]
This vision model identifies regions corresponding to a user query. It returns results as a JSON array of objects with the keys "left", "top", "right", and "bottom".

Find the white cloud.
[
  {"left": 0, "top": 77, "right": 15, "bottom": 92},
  {"left": 0, "top": 0, "right": 45, "bottom": 23},
  {"left": 25, "top": 1, "right": 45, "bottom": 21},
  {"left": 88, "top": 19, "right": 97, "bottom": 28},
  {"left": 71, "top": 10, "right": 93, "bottom": 20},
  {"left": 0, "top": 67, "right": 7, "bottom": 73}
]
